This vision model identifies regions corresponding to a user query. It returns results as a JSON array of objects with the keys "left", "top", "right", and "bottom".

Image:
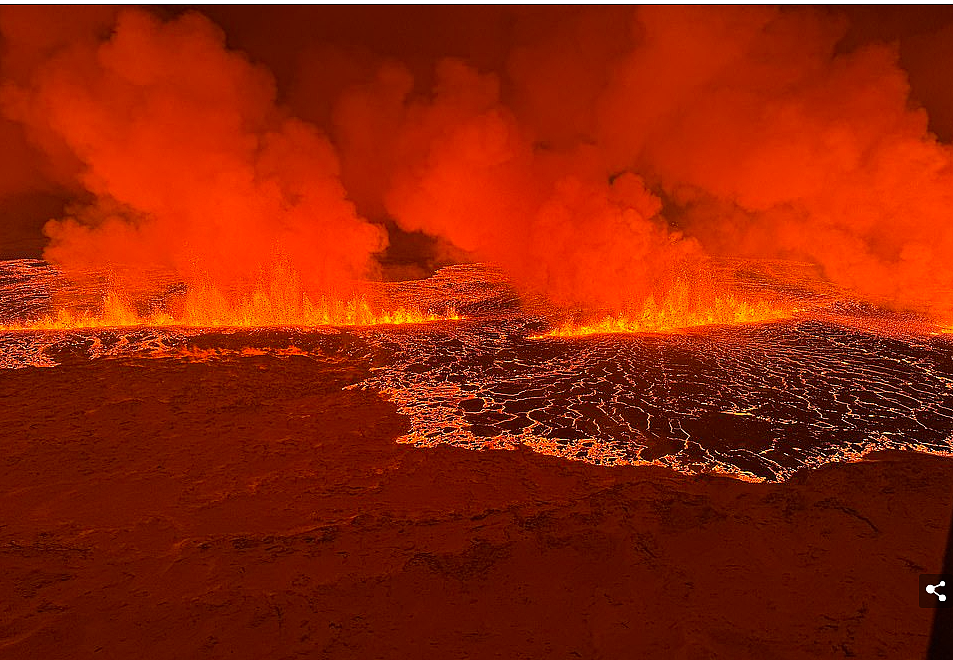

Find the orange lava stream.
[
  {"left": 1, "top": 288, "right": 460, "bottom": 331},
  {"left": 533, "top": 291, "right": 791, "bottom": 338}
]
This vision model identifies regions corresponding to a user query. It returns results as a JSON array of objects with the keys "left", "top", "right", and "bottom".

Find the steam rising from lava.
[{"left": 1, "top": 6, "right": 952, "bottom": 324}]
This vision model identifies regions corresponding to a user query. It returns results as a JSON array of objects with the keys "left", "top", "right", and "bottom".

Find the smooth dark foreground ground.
[{"left": 1, "top": 351, "right": 951, "bottom": 659}]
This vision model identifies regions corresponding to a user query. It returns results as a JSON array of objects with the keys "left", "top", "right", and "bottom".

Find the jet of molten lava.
[
  {"left": 0, "top": 267, "right": 461, "bottom": 331},
  {"left": 1, "top": 293, "right": 459, "bottom": 331},
  {"left": 532, "top": 286, "right": 790, "bottom": 338}
]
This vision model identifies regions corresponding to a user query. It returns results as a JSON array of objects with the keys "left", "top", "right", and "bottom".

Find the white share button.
[{"left": 926, "top": 581, "right": 947, "bottom": 603}]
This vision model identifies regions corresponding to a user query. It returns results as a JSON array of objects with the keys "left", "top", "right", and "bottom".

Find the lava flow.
[
  {"left": 348, "top": 263, "right": 953, "bottom": 483},
  {"left": 3, "top": 258, "right": 951, "bottom": 485}
]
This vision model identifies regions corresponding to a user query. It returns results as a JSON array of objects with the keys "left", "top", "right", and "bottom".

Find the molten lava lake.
[{"left": 2, "top": 258, "right": 952, "bottom": 482}]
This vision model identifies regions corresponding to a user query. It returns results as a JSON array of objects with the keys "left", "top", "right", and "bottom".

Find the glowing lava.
[
  {"left": 1, "top": 292, "right": 458, "bottom": 331},
  {"left": 0, "top": 262, "right": 460, "bottom": 331},
  {"left": 533, "top": 285, "right": 791, "bottom": 338},
  {"left": 2, "top": 260, "right": 952, "bottom": 483}
]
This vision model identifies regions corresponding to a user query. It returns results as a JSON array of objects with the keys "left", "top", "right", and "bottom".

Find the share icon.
[
  {"left": 927, "top": 581, "right": 947, "bottom": 603},
  {"left": 921, "top": 575, "right": 953, "bottom": 608}
]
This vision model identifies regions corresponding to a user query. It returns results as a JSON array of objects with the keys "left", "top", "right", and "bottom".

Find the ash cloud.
[{"left": 1, "top": 6, "right": 953, "bottom": 315}]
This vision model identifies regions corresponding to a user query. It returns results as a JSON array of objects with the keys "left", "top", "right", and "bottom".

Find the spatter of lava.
[
  {"left": 531, "top": 285, "right": 792, "bottom": 338},
  {"left": 0, "top": 260, "right": 459, "bottom": 332},
  {"left": 1, "top": 258, "right": 951, "bottom": 482}
]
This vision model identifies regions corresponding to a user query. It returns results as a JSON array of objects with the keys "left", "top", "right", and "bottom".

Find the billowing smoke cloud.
[
  {"left": 595, "top": 6, "right": 953, "bottom": 313},
  {"left": 333, "top": 58, "right": 698, "bottom": 307},
  {"left": 2, "top": 6, "right": 953, "bottom": 316},
  {"left": 326, "top": 6, "right": 953, "bottom": 314},
  {"left": 0, "top": 8, "right": 385, "bottom": 290}
]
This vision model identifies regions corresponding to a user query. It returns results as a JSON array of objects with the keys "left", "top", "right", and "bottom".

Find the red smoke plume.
[
  {"left": 596, "top": 7, "right": 953, "bottom": 313},
  {"left": 333, "top": 58, "right": 697, "bottom": 307},
  {"left": 1, "top": 6, "right": 952, "bottom": 316},
  {"left": 1, "top": 8, "right": 384, "bottom": 291}
]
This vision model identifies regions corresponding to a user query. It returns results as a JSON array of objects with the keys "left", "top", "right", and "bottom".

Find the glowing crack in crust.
[{"left": 358, "top": 311, "right": 953, "bottom": 483}]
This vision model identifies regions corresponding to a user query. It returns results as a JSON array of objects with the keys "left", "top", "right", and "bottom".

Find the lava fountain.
[
  {"left": 531, "top": 281, "right": 793, "bottom": 338},
  {"left": 0, "top": 260, "right": 461, "bottom": 332}
]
